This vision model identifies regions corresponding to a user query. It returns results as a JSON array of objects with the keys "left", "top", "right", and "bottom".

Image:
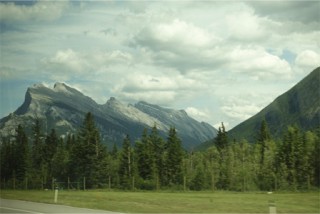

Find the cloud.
[
  {"left": 133, "top": 18, "right": 220, "bottom": 53},
  {"left": 220, "top": 96, "right": 264, "bottom": 121},
  {"left": 248, "top": 1, "right": 320, "bottom": 24},
  {"left": 226, "top": 10, "right": 268, "bottom": 41},
  {"left": 295, "top": 50, "right": 320, "bottom": 69},
  {"left": 43, "top": 49, "right": 88, "bottom": 73},
  {"left": 2, "top": 1, "right": 319, "bottom": 129},
  {"left": 113, "top": 71, "right": 204, "bottom": 106},
  {"left": 0, "top": 1, "right": 69, "bottom": 23},
  {"left": 228, "top": 47, "right": 292, "bottom": 80},
  {"left": 185, "top": 107, "right": 210, "bottom": 123},
  {"left": 41, "top": 49, "right": 133, "bottom": 78}
]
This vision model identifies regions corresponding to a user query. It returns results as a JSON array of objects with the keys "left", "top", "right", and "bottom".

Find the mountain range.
[
  {"left": 228, "top": 66, "right": 320, "bottom": 142},
  {"left": 0, "top": 83, "right": 217, "bottom": 150}
]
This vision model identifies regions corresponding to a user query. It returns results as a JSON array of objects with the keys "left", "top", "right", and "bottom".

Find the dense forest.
[{"left": 1, "top": 112, "right": 319, "bottom": 191}]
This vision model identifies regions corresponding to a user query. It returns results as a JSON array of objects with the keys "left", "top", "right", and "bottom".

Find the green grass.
[{"left": 1, "top": 190, "right": 319, "bottom": 213}]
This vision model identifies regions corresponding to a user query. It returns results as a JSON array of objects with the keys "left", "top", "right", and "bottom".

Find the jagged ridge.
[{"left": 0, "top": 83, "right": 217, "bottom": 150}]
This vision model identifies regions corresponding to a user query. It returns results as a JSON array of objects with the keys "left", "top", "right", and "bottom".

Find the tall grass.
[{"left": 1, "top": 190, "right": 319, "bottom": 213}]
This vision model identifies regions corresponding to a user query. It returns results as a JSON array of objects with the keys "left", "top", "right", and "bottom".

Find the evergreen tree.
[
  {"left": 70, "top": 112, "right": 106, "bottom": 188},
  {"left": 277, "top": 126, "right": 301, "bottom": 190},
  {"left": 44, "top": 129, "right": 58, "bottom": 181},
  {"left": 149, "top": 125, "right": 166, "bottom": 187},
  {"left": 51, "top": 137, "right": 69, "bottom": 182},
  {"left": 166, "top": 127, "right": 184, "bottom": 186},
  {"left": 136, "top": 128, "right": 155, "bottom": 181},
  {"left": 313, "top": 128, "right": 320, "bottom": 187},
  {"left": 215, "top": 122, "right": 228, "bottom": 152},
  {"left": 30, "top": 118, "right": 47, "bottom": 189},
  {"left": 13, "top": 125, "right": 30, "bottom": 182},
  {"left": 111, "top": 143, "right": 118, "bottom": 159},
  {"left": 214, "top": 123, "right": 231, "bottom": 189},
  {"left": 119, "top": 134, "right": 133, "bottom": 189},
  {"left": 31, "top": 119, "right": 44, "bottom": 170},
  {"left": 0, "top": 138, "right": 14, "bottom": 182},
  {"left": 190, "top": 161, "right": 206, "bottom": 191},
  {"left": 257, "top": 120, "right": 271, "bottom": 165}
]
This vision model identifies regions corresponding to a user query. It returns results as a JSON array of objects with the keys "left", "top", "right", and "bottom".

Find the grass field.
[{"left": 1, "top": 190, "right": 319, "bottom": 213}]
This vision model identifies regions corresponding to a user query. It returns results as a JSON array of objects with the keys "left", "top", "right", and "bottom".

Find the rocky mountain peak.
[
  {"left": 0, "top": 83, "right": 217, "bottom": 150},
  {"left": 54, "top": 82, "right": 70, "bottom": 93}
]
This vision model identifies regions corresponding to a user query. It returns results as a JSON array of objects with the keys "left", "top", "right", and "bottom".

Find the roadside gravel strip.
[{"left": 0, "top": 199, "right": 118, "bottom": 214}]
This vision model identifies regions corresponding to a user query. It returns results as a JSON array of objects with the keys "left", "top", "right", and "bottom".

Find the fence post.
[
  {"left": 25, "top": 177, "right": 28, "bottom": 190},
  {"left": 54, "top": 186, "right": 58, "bottom": 203},
  {"left": 269, "top": 200, "right": 276, "bottom": 214},
  {"left": 108, "top": 176, "right": 111, "bottom": 190},
  {"left": 132, "top": 176, "right": 135, "bottom": 191},
  {"left": 156, "top": 175, "right": 159, "bottom": 191},
  {"left": 211, "top": 172, "right": 215, "bottom": 192},
  {"left": 52, "top": 178, "right": 54, "bottom": 191},
  {"left": 13, "top": 177, "right": 16, "bottom": 190},
  {"left": 83, "top": 177, "right": 86, "bottom": 191},
  {"left": 68, "top": 177, "right": 70, "bottom": 190}
]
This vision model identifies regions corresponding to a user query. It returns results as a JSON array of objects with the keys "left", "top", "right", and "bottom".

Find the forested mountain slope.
[{"left": 229, "top": 67, "right": 320, "bottom": 142}]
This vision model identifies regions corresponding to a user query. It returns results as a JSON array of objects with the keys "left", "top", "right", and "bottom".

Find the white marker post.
[
  {"left": 54, "top": 186, "right": 58, "bottom": 203},
  {"left": 269, "top": 200, "right": 276, "bottom": 214}
]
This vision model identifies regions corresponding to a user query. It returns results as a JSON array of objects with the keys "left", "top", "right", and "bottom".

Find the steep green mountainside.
[{"left": 228, "top": 67, "right": 320, "bottom": 142}]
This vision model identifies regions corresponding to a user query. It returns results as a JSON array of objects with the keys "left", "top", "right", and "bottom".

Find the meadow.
[{"left": 1, "top": 190, "right": 319, "bottom": 213}]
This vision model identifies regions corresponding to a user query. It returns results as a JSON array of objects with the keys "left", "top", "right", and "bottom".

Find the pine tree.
[
  {"left": 214, "top": 122, "right": 230, "bottom": 190},
  {"left": 44, "top": 129, "right": 58, "bottom": 181},
  {"left": 31, "top": 119, "right": 44, "bottom": 170},
  {"left": 0, "top": 138, "right": 14, "bottom": 183},
  {"left": 14, "top": 125, "right": 30, "bottom": 182},
  {"left": 30, "top": 118, "right": 47, "bottom": 189},
  {"left": 51, "top": 137, "right": 69, "bottom": 182},
  {"left": 190, "top": 162, "right": 206, "bottom": 191},
  {"left": 277, "top": 126, "right": 301, "bottom": 190},
  {"left": 136, "top": 128, "right": 155, "bottom": 181},
  {"left": 313, "top": 128, "right": 320, "bottom": 187},
  {"left": 149, "top": 125, "right": 166, "bottom": 187},
  {"left": 257, "top": 119, "right": 271, "bottom": 165},
  {"left": 119, "top": 134, "right": 133, "bottom": 189},
  {"left": 166, "top": 127, "right": 184, "bottom": 186},
  {"left": 70, "top": 112, "right": 106, "bottom": 188},
  {"left": 215, "top": 122, "right": 228, "bottom": 153}
]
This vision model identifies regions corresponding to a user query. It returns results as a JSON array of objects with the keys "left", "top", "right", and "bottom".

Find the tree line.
[{"left": 1, "top": 112, "right": 319, "bottom": 191}]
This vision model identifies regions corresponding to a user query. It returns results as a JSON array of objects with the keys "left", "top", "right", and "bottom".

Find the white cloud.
[
  {"left": 151, "top": 19, "right": 213, "bottom": 47},
  {"left": 185, "top": 107, "right": 209, "bottom": 122},
  {"left": 226, "top": 11, "right": 267, "bottom": 41},
  {"left": 42, "top": 49, "right": 133, "bottom": 76},
  {"left": 44, "top": 49, "right": 88, "bottom": 73},
  {"left": 228, "top": 47, "right": 292, "bottom": 80},
  {"left": 133, "top": 18, "right": 222, "bottom": 71},
  {"left": 0, "top": 1, "right": 68, "bottom": 23},
  {"left": 1, "top": 1, "right": 319, "bottom": 129},
  {"left": 221, "top": 104, "right": 262, "bottom": 121},
  {"left": 295, "top": 50, "right": 320, "bottom": 69}
]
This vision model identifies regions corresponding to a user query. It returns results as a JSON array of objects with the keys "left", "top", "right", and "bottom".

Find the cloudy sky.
[{"left": 0, "top": 0, "right": 319, "bottom": 129}]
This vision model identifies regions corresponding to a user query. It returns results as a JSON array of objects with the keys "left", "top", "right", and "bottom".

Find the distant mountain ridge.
[
  {"left": 0, "top": 83, "right": 217, "bottom": 150},
  {"left": 228, "top": 67, "right": 320, "bottom": 142}
]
